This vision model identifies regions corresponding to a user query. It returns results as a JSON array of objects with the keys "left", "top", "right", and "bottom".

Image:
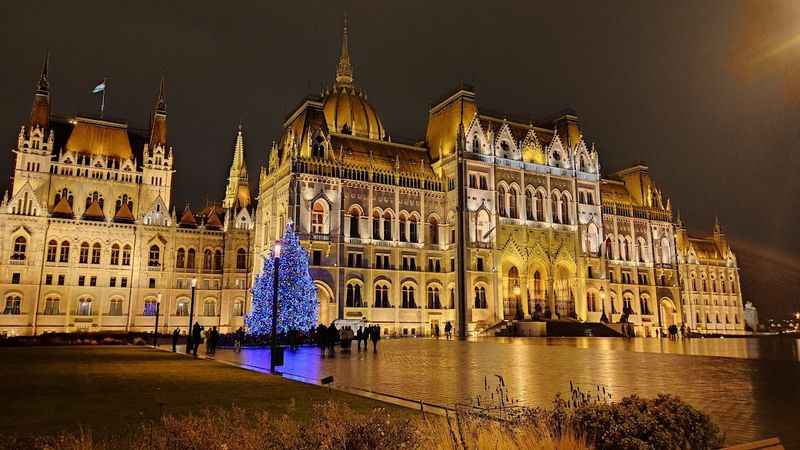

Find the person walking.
[
  {"left": 370, "top": 324, "right": 380, "bottom": 352},
  {"left": 208, "top": 326, "right": 219, "bottom": 356},
  {"left": 356, "top": 327, "right": 364, "bottom": 351},
  {"left": 234, "top": 326, "right": 245, "bottom": 352},
  {"left": 444, "top": 321, "right": 452, "bottom": 340},
  {"left": 171, "top": 327, "right": 180, "bottom": 352},
  {"left": 191, "top": 322, "right": 203, "bottom": 357},
  {"left": 434, "top": 323, "right": 441, "bottom": 339},
  {"left": 327, "top": 322, "right": 338, "bottom": 355}
]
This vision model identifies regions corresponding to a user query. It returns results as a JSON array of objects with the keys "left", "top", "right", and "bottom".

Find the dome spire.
[{"left": 335, "top": 14, "right": 353, "bottom": 87}]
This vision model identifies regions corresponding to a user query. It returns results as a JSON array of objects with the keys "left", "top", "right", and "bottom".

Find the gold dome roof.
[
  {"left": 322, "top": 16, "right": 386, "bottom": 141},
  {"left": 323, "top": 86, "right": 385, "bottom": 140}
]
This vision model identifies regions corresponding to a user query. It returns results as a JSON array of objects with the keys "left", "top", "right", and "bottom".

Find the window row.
[
  {"left": 45, "top": 241, "right": 133, "bottom": 266},
  {"left": 344, "top": 282, "right": 452, "bottom": 310}
]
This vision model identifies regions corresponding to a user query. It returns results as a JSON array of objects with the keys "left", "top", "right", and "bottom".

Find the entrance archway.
[
  {"left": 554, "top": 265, "right": 573, "bottom": 319},
  {"left": 504, "top": 266, "right": 521, "bottom": 319},
  {"left": 315, "top": 282, "right": 334, "bottom": 325},
  {"left": 660, "top": 298, "right": 677, "bottom": 329}
]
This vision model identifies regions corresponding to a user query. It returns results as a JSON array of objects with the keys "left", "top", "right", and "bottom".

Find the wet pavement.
[{"left": 210, "top": 337, "right": 800, "bottom": 446}]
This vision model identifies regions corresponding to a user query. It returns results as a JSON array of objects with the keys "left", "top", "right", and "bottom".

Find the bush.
[{"left": 570, "top": 394, "right": 723, "bottom": 450}]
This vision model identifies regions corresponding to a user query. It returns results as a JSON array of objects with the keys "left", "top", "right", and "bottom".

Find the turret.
[
  {"left": 223, "top": 124, "right": 251, "bottom": 209},
  {"left": 149, "top": 76, "right": 167, "bottom": 149}
]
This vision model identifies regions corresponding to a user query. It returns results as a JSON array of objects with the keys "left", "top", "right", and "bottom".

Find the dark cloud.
[{"left": 1, "top": 0, "right": 797, "bottom": 316}]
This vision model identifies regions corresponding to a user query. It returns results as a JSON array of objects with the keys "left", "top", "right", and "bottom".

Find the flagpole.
[{"left": 100, "top": 77, "right": 106, "bottom": 118}]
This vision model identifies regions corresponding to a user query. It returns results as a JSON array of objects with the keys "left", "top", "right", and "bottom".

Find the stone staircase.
[
  {"left": 478, "top": 320, "right": 516, "bottom": 337},
  {"left": 546, "top": 320, "right": 625, "bottom": 337}
]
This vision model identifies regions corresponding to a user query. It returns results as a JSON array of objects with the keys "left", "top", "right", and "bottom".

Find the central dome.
[
  {"left": 322, "top": 16, "right": 386, "bottom": 141},
  {"left": 323, "top": 86, "right": 385, "bottom": 140}
]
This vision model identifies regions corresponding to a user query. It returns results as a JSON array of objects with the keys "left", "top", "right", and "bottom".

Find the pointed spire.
[
  {"left": 30, "top": 51, "right": 51, "bottom": 130},
  {"left": 223, "top": 124, "right": 251, "bottom": 209},
  {"left": 335, "top": 14, "right": 354, "bottom": 87},
  {"left": 155, "top": 76, "right": 166, "bottom": 114},
  {"left": 714, "top": 216, "right": 722, "bottom": 235},
  {"left": 36, "top": 51, "right": 50, "bottom": 95},
  {"left": 149, "top": 77, "right": 168, "bottom": 149}
]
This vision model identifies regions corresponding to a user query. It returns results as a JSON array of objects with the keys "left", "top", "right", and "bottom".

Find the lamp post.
[
  {"left": 270, "top": 241, "right": 282, "bottom": 373},
  {"left": 600, "top": 287, "right": 609, "bottom": 323},
  {"left": 153, "top": 293, "right": 162, "bottom": 348},
  {"left": 186, "top": 278, "right": 197, "bottom": 354}
]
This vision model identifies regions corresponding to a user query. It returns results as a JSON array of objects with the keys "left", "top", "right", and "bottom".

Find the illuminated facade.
[{"left": 0, "top": 24, "right": 745, "bottom": 337}]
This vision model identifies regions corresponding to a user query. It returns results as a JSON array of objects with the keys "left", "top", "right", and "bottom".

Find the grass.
[{"left": 0, "top": 345, "right": 407, "bottom": 438}]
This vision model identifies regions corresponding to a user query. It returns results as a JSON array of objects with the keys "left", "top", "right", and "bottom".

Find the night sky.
[{"left": 1, "top": 1, "right": 798, "bottom": 318}]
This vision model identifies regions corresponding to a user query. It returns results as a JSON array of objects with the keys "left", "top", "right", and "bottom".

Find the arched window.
[
  {"left": 187, "top": 248, "right": 196, "bottom": 269},
  {"left": 372, "top": 211, "right": 381, "bottom": 240},
  {"left": 233, "top": 300, "right": 244, "bottom": 316},
  {"left": 551, "top": 193, "right": 560, "bottom": 224},
  {"left": 526, "top": 189, "right": 535, "bottom": 220},
  {"left": 3, "top": 295, "right": 21, "bottom": 315},
  {"left": 143, "top": 299, "right": 158, "bottom": 316},
  {"left": 47, "top": 240, "right": 58, "bottom": 262},
  {"left": 108, "top": 298, "right": 123, "bottom": 315},
  {"left": 349, "top": 207, "right": 361, "bottom": 238},
  {"left": 427, "top": 286, "right": 441, "bottom": 309},
  {"left": 401, "top": 286, "right": 416, "bottom": 308},
  {"left": 561, "top": 194, "right": 570, "bottom": 225},
  {"left": 472, "top": 137, "right": 480, "bottom": 152},
  {"left": 383, "top": 211, "right": 393, "bottom": 240},
  {"left": 374, "top": 284, "right": 390, "bottom": 308},
  {"left": 79, "top": 242, "right": 90, "bottom": 264},
  {"left": 148, "top": 245, "right": 161, "bottom": 267},
  {"left": 176, "top": 248, "right": 186, "bottom": 268},
  {"left": 605, "top": 237, "right": 614, "bottom": 259},
  {"left": 213, "top": 250, "right": 223, "bottom": 271},
  {"left": 122, "top": 245, "right": 132, "bottom": 266},
  {"left": 623, "top": 294, "right": 633, "bottom": 314},
  {"left": 311, "top": 200, "right": 327, "bottom": 234},
  {"left": 91, "top": 243, "right": 102, "bottom": 264},
  {"left": 409, "top": 216, "right": 418, "bottom": 243},
  {"left": 203, "top": 299, "right": 216, "bottom": 316},
  {"left": 638, "top": 237, "right": 648, "bottom": 263},
  {"left": 498, "top": 186, "right": 507, "bottom": 217},
  {"left": 429, "top": 217, "right": 439, "bottom": 245},
  {"left": 587, "top": 224, "right": 599, "bottom": 255},
  {"left": 54, "top": 188, "right": 74, "bottom": 207},
  {"left": 59, "top": 241, "right": 70, "bottom": 263},
  {"left": 114, "top": 194, "right": 134, "bottom": 214},
  {"left": 533, "top": 271, "right": 543, "bottom": 299},
  {"left": 509, "top": 187, "right": 518, "bottom": 218},
  {"left": 11, "top": 236, "right": 27, "bottom": 261},
  {"left": 346, "top": 282, "right": 363, "bottom": 307},
  {"left": 639, "top": 295, "right": 650, "bottom": 315},
  {"left": 312, "top": 135, "right": 325, "bottom": 158},
  {"left": 236, "top": 248, "right": 247, "bottom": 270},
  {"left": 44, "top": 296, "right": 60, "bottom": 315},
  {"left": 536, "top": 191, "right": 545, "bottom": 221},
  {"left": 587, "top": 292, "right": 597, "bottom": 312},
  {"left": 110, "top": 244, "right": 120, "bottom": 265},
  {"left": 77, "top": 297, "right": 92, "bottom": 316},
  {"left": 203, "top": 249, "right": 213, "bottom": 270},
  {"left": 619, "top": 237, "right": 629, "bottom": 261},
  {"left": 176, "top": 299, "right": 189, "bottom": 316},
  {"left": 474, "top": 286, "right": 487, "bottom": 309},
  {"left": 399, "top": 213, "right": 407, "bottom": 242},
  {"left": 476, "top": 209, "right": 491, "bottom": 242}
]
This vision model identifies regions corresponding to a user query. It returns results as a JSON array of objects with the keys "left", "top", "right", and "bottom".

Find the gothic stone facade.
[{"left": 0, "top": 31, "right": 745, "bottom": 337}]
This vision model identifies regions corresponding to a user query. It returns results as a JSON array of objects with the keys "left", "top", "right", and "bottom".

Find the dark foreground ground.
[{"left": 0, "top": 346, "right": 405, "bottom": 438}]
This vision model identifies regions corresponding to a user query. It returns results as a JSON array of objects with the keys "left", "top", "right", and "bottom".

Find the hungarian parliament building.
[{"left": 0, "top": 23, "right": 745, "bottom": 338}]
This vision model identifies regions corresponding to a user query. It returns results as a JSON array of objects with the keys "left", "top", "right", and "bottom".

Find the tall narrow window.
[
  {"left": 176, "top": 248, "right": 186, "bottom": 268},
  {"left": 91, "top": 243, "right": 102, "bottom": 264},
  {"left": 561, "top": 195, "right": 570, "bottom": 225},
  {"left": 536, "top": 191, "right": 545, "bottom": 221},
  {"left": 372, "top": 212, "right": 381, "bottom": 240},
  {"left": 551, "top": 194, "right": 560, "bottom": 224},
  {"left": 429, "top": 217, "right": 438, "bottom": 245},
  {"left": 47, "top": 240, "right": 58, "bottom": 262},
  {"left": 236, "top": 248, "right": 247, "bottom": 270},
  {"left": 311, "top": 201, "right": 326, "bottom": 234},
  {"left": 187, "top": 248, "right": 196, "bottom": 269},
  {"left": 474, "top": 286, "right": 487, "bottom": 308},
  {"left": 111, "top": 244, "right": 120, "bottom": 265},
  {"left": 498, "top": 186, "right": 507, "bottom": 217},
  {"left": 409, "top": 217, "right": 418, "bottom": 243},
  {"left": 383, "top": 212, "right": 393, "bottom": 240},
  {"left": 11, "top": 237, "right": 27, "bottom": 261},
  {"left": 59, "top": 241, "right": 70, "bottom": 263},
  {"left": 399, "top": 214, "right": 407, "bottom": 242},
  {"left": 79, "top": 242, "right": 90, "bottom": 264},
  {"left": 148, "top": 245, "right": 161, "bottom": 267},
  {"left": 349, "top": 208, "right": 360, "bottom": 238},
  {"left": 213, "top": 250, "right": 223, "bottom": 271},
  {"left": 509, "top": 187, "right": 518, "bottom": 218}
]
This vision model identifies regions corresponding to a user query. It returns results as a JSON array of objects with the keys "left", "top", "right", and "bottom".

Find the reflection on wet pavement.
[{"left": 213, "top": 337, "right": 800, "bottom": 446}]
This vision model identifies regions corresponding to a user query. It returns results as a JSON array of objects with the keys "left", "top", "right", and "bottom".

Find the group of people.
[
  {"left": 170, "top": 322, "right": 221, "bottom": 357},
  {"left": 316, "top": 322, "right": 381, "bottom": 355},
  {"left": 430, "top": 321, "right": 454, "bottom": 340}
]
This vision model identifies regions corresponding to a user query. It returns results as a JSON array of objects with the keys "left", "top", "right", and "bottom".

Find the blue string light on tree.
[{"left": 246, "top": 222, "right": 318, "bottom": 335}]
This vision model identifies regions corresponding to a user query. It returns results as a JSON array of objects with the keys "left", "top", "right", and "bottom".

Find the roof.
[
  {"left": 600, "top": 179, "right": 637, "bottom": 206},
  {"left": 50, "top": 116, "right": 147, "bottom": 162},
  {"left": 178, "top": 205, "right": 197, "bottom": 228},
  {"left": 330, "top": 134, "right": 435, "bottom": 178},
  {"left": 688, "top": 236, "right": 725, "bottom": 260},
  {"left": 82, "top": 200, "right": 105, "bottom": 221},
  {"left": 50, "top": 196, "right": 73, "bottom": 218},
  {"left": 114, "top": 202, "right": 135, "bottom": 222}
]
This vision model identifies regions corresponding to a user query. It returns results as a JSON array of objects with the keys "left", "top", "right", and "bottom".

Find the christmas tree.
[{"left": 246, "top": 223, "right": 318, "bottom": 335}]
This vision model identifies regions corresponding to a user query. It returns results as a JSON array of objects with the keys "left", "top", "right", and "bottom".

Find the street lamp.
[
  {"left": 270, "top": 241, "right": 282, "bottom": 373},
  {"left": 600, "top": 287, "right": 609, "bottom": 323},
  {"left": 153, "top": 294, "right": 162, "bottom": 348},
  {"left": 186, "top": 278, "right": 197, "bottom": 354}
]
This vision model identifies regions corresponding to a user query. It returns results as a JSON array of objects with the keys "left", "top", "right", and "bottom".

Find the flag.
[{"left": 92, "top": 82, "right": 106, "bottom": 94}]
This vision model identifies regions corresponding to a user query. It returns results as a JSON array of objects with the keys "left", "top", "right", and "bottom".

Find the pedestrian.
[
  {"left": 317, "top": 324, "right": 328, "bottom": 351},
  {"left": 204, "top": 328, "right": 212, "bottom": 355},
  {"left": 191, "top": 322, "right": 202, "bottom": 357},
  {"left": 435, "top": 323, "right": 441, "bottom": 339},
  {"left": 209, "top": 326, "right": 219, "bottom": 355},
  {"left": 171, "top": 327, "right": 180, "bottom": 352},
  {"left": 370, "top": 324, "right": 380, "bottom": 352},
  {"left": 445, "top": 321, "right": 452, "bottom": 340},
  {"left": 680, "top": 324, "right": 686, "bottom": 339},
  {"left": 328, "top": 322, "right": 338, "bottom": 355},
  {"left": 356, "top": 327, "right": 364, "bottom": 351}
]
